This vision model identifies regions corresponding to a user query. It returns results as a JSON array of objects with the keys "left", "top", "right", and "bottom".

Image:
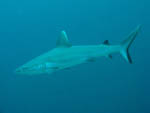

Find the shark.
[{"left": 15, "top": 25, "right": 141, "bottom": 75}]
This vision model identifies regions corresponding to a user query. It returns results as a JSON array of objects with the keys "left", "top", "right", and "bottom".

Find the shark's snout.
[
  {"left": 15, "top": 68, "right": 21, "bottom": 73},
  {"left": 14, "top": 67, "right": 23, "bottom": 74},
  {"left": 14, "top": 66, "right": 29, "bottom": 74}
]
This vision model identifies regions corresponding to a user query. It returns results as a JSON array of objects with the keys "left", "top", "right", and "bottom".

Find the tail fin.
[{"left": 120, "top": 25, "right": 141, "bottom": 64}]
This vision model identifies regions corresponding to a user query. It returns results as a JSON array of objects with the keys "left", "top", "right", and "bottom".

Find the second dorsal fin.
[{"left": 103, "top": 40, "right": 109, "bottom": 45}]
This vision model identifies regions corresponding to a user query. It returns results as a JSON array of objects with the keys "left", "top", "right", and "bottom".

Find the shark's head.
[
  {"left": 15, "top": 65, "right": 42, "bottom": 75},
  {"left": 15, "top": 62, "right": 59, "bottom": 75}
]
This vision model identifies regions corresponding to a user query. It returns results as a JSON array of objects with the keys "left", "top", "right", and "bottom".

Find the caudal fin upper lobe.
[{"left": 120, "top": 25, "right": 141, "bottom": 64}]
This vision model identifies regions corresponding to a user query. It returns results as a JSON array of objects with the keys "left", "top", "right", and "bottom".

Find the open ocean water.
[{"left": 0, "top": 0, "right": 150, "bottom": 113}]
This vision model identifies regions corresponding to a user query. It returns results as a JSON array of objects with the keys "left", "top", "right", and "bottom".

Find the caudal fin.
[{"left": 120, "top": 25, "right": 141, "bottom": 64}]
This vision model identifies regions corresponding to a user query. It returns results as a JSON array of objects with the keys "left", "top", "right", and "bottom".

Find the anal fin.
[{"left": 105, "top": 54, "right": 112, "bottom": 59}]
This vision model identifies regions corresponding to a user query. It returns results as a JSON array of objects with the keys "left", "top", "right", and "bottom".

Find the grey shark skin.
[{"left": 15, "top": 25, "right": 141, "bottom": 75}]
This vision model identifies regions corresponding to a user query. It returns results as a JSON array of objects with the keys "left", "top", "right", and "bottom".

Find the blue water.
[{"left": 0, "top": 0, "right": 150, "bottom": 113}]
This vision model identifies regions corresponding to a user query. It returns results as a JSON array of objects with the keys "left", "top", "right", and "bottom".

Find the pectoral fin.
[{"left": 86, "top": 57, "right": 96, "bottom": 62}]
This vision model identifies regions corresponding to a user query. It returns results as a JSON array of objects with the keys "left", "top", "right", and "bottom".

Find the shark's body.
[{"left": 15, "top": 26, "right": 141, "bottom": 75}]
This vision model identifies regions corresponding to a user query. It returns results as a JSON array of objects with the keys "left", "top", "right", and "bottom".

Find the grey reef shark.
[{"left": 15, "top": 25, "right": 141, "bottom": 75}]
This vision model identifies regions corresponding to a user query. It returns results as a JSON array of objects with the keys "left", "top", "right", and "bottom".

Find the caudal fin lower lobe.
[{"left": 120, "top": 25, "right": 141, "bottom": 64}]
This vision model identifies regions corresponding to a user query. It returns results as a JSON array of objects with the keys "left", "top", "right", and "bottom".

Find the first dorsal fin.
[{"left": 56, "top": 31, "right": 72, "bottom": 48}]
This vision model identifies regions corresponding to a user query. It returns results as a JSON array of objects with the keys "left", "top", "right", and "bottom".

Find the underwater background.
[{"left": 0, "top": 0, "right": 150, "bottom": 113}]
